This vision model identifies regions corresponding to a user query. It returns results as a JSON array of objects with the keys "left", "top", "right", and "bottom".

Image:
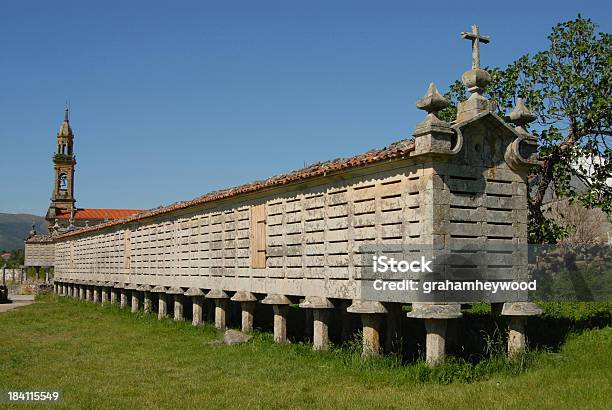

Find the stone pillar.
[
  {"left": 93, "top": 284, "right": 100, "bottom": 304},
  {"left": 119, "top": 284, "right": 128, "bottom": 309},
  {"left": 167, "top": 287, "right": 184, "bottom": 321},
  {"left": 126, "top": 284, "right": 139, "bottom": 313},
  {"left": 347, "top": 300, "right": 387, "bottom": 356},
  {"left": 79, "top": 284, "right": 85, "bottom": 300},
  {"left": 186, "top": 288, "right": 205, "bottom": 326},
  {"left": 501, "top": 302, "right": 542, "bottom": 359},
  {"left": 262, "top": 294, "right": 291, "bottom": 344},
  {"left": 231, "top": 291, "right": 257, "bottom": 333},
  {"left": 407, "top": 303, "right": 462, "bottom": 366},
  {"left": 152, "top": 286, "right": 168, "bottom": 319},
  {"left": 85, "top": 284, "right": 92, "bottom": 302},
  {"left": 110, "top": 283, "right": 119, "bottom": 305},
  {"left": 101, "top": 284, "right": 109, "bottom": 306},
  {"left": 206, "top": 290, "right": 229, "bottom": 330},
  {"left": 139, "top": 285, "right": 153, "bottom": 313},
  {"left": 299, "top": 296, "right": 334, "bottom": 351}
]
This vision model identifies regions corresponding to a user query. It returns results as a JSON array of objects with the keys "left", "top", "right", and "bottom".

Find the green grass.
[{"left": 1, "top": 296, "right": 610, "bottom": 409}]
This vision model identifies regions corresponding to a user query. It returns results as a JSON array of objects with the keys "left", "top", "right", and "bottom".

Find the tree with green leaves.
[{"left": 440, "top": 16, "right": 611, "bottom": 243}]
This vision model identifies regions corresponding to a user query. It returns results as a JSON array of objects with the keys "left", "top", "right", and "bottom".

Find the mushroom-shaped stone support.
[
  {"left": 231, "top": 291, "right": 258, "bottom": 333},
  {"left": 299, "top": 296, "right": 334, "bottom": 351},
  {"left": 151, "top": 286, "right": 168, "bottom": 319},
  {"left": 262, "top": 294, "right": 292, "bottom": 344},
  {"left": 407, "top": 303, "right": 462, "bottom": 366},
  {"left": 501, "top": 302, "right": 543, "bottom": 358},
  {"left": 206, "top": 290, "right": 230, "bottom": 330},
  {"left": 347, "top": 300, "right": 388, "bottom": 356},
  {"left": 125, "top": 283, "right": 140, "bottom": 313},
  {"left": 185, "top": 288, "right": 205, "bottom": 326},
  {"left": 166, "top": 287, "right": 185, "bottom": 321},
  {"left": 137, "top": 284, "right": 153, "bottom": 313}
]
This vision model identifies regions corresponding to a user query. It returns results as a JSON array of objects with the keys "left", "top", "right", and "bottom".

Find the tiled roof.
[
  {"left": 25, "top": 234, "right": 53, "bottom": 244},
  {"left": 55, "top": 138, "right": 415, "bottom": 239},
  {"left": 55, "top": 209, "right": 144, "bottom": 220}
]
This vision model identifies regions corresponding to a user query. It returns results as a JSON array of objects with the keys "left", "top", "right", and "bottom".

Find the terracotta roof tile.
[
  {"left": 55, "top": 209, "right": 144, "bottom": 220},
  {"left": 56, "top": 138, "right": 415, "bottom": 239}
]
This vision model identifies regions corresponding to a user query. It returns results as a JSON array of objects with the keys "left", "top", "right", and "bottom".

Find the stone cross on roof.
[{"left": 460, "top": 24, "right": 490, "bottom": 69}]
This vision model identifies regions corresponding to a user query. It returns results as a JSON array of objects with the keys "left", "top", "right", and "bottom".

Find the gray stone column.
[
  {"left": 167, "top": 287, "right": 184, "bottom": 321},
  {"left": 501, "top": 302, "right": 542, "bottom": 359},
  {"left": 101, "top": 283, "right": 109, "bottom": 306},
  {"left": 206, "top": 290, "right": 229, "bottom": 330},
  {"left": 186, "top": 288, "right": 205, "bottom": 326},
  {"left": 139, "top": 285, "right": 153, "bottom": 313},
  {"left": 300, "top": 296, "right": 334, "bottom": 351},
  {"left": 117, "top": 284, "right": 127, "bottom": 309},
  {"left": 152, "top": 286, "right": 168, "bottom": 319},
  {"left": 231, "top": 291, "right": 258, "bottom": 333},
  {"left": 85, "top": 283, "right": 92, "bottom": 302},
  {"left": 93, "top": 284, "right": 100, "bottom": 304},
  {"left": 407, "top": 303, "right": 462, "bottom": 366},
  {"left": 347, "top": 300, "right": 388, "bottom": 356},
  {"left": 262, "top": 294, "right": 291, "bottom": 344},
  {"left": 110, "top": 283, "right": 119, "bottom": 305},
  {"left": 126, "top": 284, "right": 139, "bottom": 313},
  {"left": 79, "top": 284, "right": 86, "bottom": 300}
]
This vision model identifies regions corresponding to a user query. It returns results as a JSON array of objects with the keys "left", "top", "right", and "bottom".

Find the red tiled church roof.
[{"left": 56, "top": 209, "right": 144, "bottom": 220}]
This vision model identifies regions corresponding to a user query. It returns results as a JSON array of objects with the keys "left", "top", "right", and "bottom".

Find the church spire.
[{"left": 58, "top": 106, "right": 73, "bottom": 137}]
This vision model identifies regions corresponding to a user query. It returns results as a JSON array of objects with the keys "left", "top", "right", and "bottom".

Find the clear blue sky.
[{"left": 1, "top": 0, "right": 610, "bottom": 215}]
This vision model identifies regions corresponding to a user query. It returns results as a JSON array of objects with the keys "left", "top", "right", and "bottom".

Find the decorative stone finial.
[
  {"left": 416, "top": 83, "right": 450, "bottom": 114},
  {"left": 413, "top": 83, "right": 454, "bottom": 156},
  {"left": 29, "top": 223, "right": 36, "bottom": 237},
  {"left": 456, "top": 24, "right": 493, "bottom": 122},
  {"left": 509, "top": 97, "right": 536, "bottom": 135}
]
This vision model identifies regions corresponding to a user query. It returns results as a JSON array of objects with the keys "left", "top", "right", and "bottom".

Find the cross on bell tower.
[{"left": 460, "top": 24, "right": 490, "bottom": 70}]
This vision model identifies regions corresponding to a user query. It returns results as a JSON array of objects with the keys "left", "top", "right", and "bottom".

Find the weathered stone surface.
[
  {"left": 185, "top": 287, "right": 205, "bottom": 297},
  {"left": 507, "top": 316, "right": 526, "bottom": 358},
  {"left": 239, "top": 301, "right": 255, "bottom": 333},
  {"left": 206, "top": 289, "right": 229, "bottom": 299},
  {"left": 151, "top": 286, "right": 166, "bottom": 293},
  {"left": 299, "top": 296, "right": 333, "bottom": 309},
  {"left": 261, "top": 294, "right": 291, "bottom": 306},
  {"left": 231, "top": 291, "right": 257, "bottom": 302},
  {"left": 223, "top": 329, "right": 253, "bottom": 346},
  {"left": 166, "top": 286, "right": 184, "bottom": 295},
  {"left": 406, "top": 303, "right": 462, "bottom": 319},
  {"left": 424, "top": 319, "right": 447, "bottom": 366},
  {"left": 347, "top": 300, "right": 387, "bottom": 314},
  {"left": 501, "top": 302, "right": 542, "bottom": 316}
]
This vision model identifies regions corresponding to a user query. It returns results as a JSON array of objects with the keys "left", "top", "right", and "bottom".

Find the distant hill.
[{"left": 0, "top": 213, "right": 48, "bottom": 251}]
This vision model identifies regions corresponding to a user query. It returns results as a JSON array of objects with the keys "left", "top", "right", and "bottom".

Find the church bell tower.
[{"left": 46, "top": 108, "right": 77, "bottom": 225}]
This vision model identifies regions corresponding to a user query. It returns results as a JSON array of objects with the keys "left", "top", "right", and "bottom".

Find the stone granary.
[{"left": 51, "top": 26, "right": 543, "bottom": 366}]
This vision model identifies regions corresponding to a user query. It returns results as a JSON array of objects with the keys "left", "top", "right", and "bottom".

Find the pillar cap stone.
[
  {"left": 137, "top": 284, "right": 153, "bottom": 292},
  {"left": 299, "top": 296, "right": 334, "bottom": 309},
  {"left": 151, "top": 286, "right": 167, "bottom": 293},
  {"left": 261, "top": 294, "right": 291, "bottom": 305},
  {"left": 114, "top": 283, "right": 126, "bottom": 289},
  {"left": 406, "top": 303, "right": 462, "bottom": 319},
  {"left": 104, "top": 281, "right": 116, "bottom": 287},
  {"left": 231, "top": 291, "right": 257, "bottom": 302},
  {"left": 206, "top": 289, "right": 229, "bottom": 299},
  {"left": 166, "top": 286, "right": 184, "bottom": 295},
  {"left": 125, "top": 283, "right": 139, "bottom": 290},
  {"left": 185, "top": 287, "right": 205, "bottom": 297},
  {"left": 346, "top": 300, "right": 387, "bottom": 314},
  {"left": 501, "top": 302, "right": 542, "bottom": 316}
]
